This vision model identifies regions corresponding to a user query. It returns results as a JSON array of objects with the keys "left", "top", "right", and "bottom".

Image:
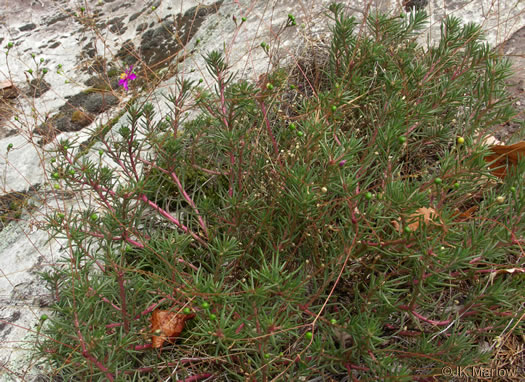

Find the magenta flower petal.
[{"left": 118, "top": 66, "right": 136, "bottom": 91}]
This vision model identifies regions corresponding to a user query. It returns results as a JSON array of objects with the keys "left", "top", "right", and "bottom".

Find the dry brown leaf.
[
  {"left": 485, "top": 141, "right": 525, "bottom": 179},
  {"left": 151, "top": 309, "right": 195, "bottom": 349},
  {"left": 393, "top": 207, "right": 441, "bottom": 232},
  {"left": 0, "top": 80, "right": 18, "bottom": 99},
  {"left": 482, "top": 134, "right": 502, "bottom": 146},
  {"left": 451, "top": 205, "right": 478, "bottom": 222},
  {"left": 407, "top": 207, "right": 439, "bottom": 231}
]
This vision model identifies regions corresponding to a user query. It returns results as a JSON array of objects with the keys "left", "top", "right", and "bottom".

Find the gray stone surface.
[{"left": 0, "top": 0, "right": 524, "bottom": 379}]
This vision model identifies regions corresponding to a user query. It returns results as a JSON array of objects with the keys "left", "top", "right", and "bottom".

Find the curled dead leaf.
[
  {"left": 482, "top": 134, "right": 502, "bottom": 146},
  {"left": 451, "top": 205, "right": 478, "bottom": 222},
  {"left": 495, "top": 267, "right": 525, "bottom": 275},
  {"left": 151, "top": 309, "right": 195, "bottom": 349},
  {"left": 407, "top": 207, "right": 438, "bottom": 231},
  {"left": 393, "top": 207, "right": 443, "bottom": 232},
  {"left": 485, "top": 141, "right": 525, "bottom": 179},
  {"left": 0, "top": 80, "right": 18, "bottom": 99}
]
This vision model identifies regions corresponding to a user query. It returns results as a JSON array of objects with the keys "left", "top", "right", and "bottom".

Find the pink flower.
[{"left": 119, "top": 66, "right": 137, "bottom": 91}]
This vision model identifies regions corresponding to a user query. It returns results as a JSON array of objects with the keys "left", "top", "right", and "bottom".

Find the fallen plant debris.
[
  {"left": 0, "top": 79, "right": 18, "bottom": 99},
  {"left": 452, "top": 205, "right": 479, "bottom": 222},
  {"left": 392, "top": 206, "right": 444, "bottom": 232},
  {"left": 151, "top": 309, "right": 196, "bottom": 349},
  {"left": 486, "top": 141, "right": 525, "bottom": 178}
]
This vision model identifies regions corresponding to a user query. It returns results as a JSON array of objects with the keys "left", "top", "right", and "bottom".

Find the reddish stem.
[
  {"left": 139, "top": 194, "right": 207, "bottom": 246},
  {"left": 133, "top": 343, "right": 152, "bottom": 351},
  {"left": 88, "top": 287, "right": 121, "bottom": 311},
  {"left": 258, "top": 100, "right": 279, "bottom": 159},
  {"left": 73, "top": 311, "right": 114, "bottom": 381},
  {"left": 399, "top": 305, "right": 452, "bottom": 326},
  {"left": 117, "top": 271, "right": 129, "bottom": 333},
  {"left": 124, "top": 359, "right": 211, "bottom": 374},
  {"left": 346, "top": 363, "right": 370, "bottom": 371},
  {"left": 235, "top": 322, "right": 245, "bottom": 335},
  {"left": 176, "top": 257, "right": 199, "bottom": 271},
  {"left": 134, "top": 298, "right": 167, "bottom": 320},
  {"left": 177, "top": 373, "right": 212, "bottom": 382},
  {"left": 139, "top": 158, "right": 209, "bottom": 238},
  {"left": 169, "top": 171, "right": 208, "bottom": 237}
]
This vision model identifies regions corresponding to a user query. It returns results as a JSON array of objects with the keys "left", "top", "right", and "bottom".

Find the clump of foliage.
[{"left": 36, "top": 5, "right": 524, "bottom": 381}]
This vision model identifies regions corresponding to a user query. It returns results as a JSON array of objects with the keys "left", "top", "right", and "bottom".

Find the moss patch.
[
  {"left": 34, "top": 87, "right": 119, "bottom": 142},
  {"left": 0, "top": 185, "right": 39, "bottom": 232},
  {"left": 70, "top": 109, "right": 93, "bottom": 126},
  {"left": 134, "top": 0, "right": 223, "bottom": 70}
]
